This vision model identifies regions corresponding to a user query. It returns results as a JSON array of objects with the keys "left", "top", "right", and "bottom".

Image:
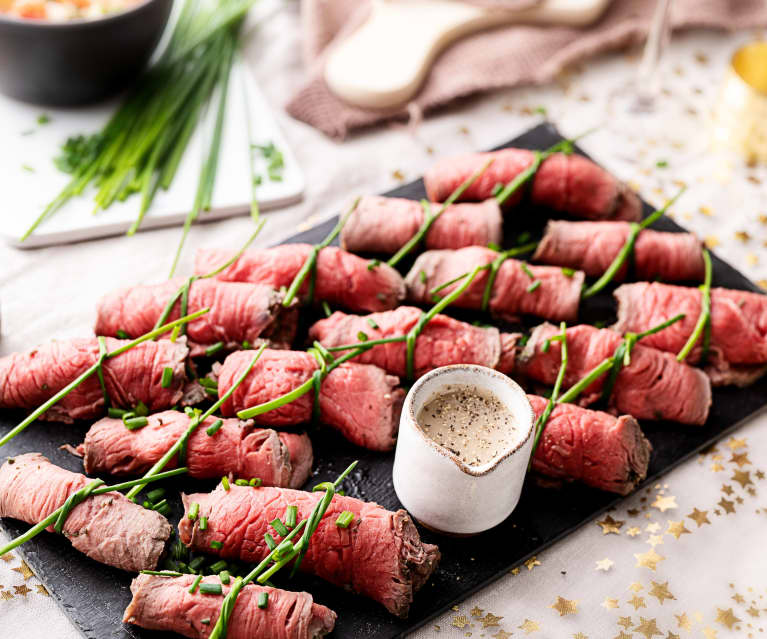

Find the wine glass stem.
[{"left": 636, "top": 0, "right": 672, "bottom": 106}]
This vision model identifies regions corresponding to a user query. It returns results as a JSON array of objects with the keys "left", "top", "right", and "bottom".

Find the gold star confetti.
[
  {"left": 675, "top": 612, "right": 692, "bottom": 630},
  {"left": 12, "top": 561, "right": 34, "bottom": 580},
  {"left": 711, "top": 463, "right": 724, "bottom": 472},
  {"left": 602, "top": 598, "right": 619, "bottom": 609},
  {"left": 704, "top": 235, "right": 720, "bottom": 248},
  {"left": 596, "top": 558, "right": 614, "bottom": 571},
  {"left": 666, "top": 521, "right": 691, "bottom": 540},
  {"left": 452, "top": 615, "right": 470, "bottom": 629},
  {"left": 627, "top": 508, "right": 640, "bottom": 516},
  {"left": 721, "top": 484, "right": 734, "bottom": 495},
  {"left": 480, "top": 613, "right": 503, "bottom": 628},
  {"left": 628, "top": 595, "right": 647, "bottom": 610},
  {"left": 733, "top": 593, "right": 746, "bottom": 604},
  {"left": 634, "top": 617, "right": 663, "bottom": 638},
  {"left": 35, "top": 584, "right": 49, "bottom": 596},
  {"left": 613, "top": 633, "right": 632, "bottom": 639},
  {"left": 518, "top": 618, "right": 540, "bottom": 634},
  {"left": 573, "top": 633, "right": 588, "bottom": 639},
  {"left": 470, "top": 607, "right": 484, "bottom": 617},
  {"left": 596, "top": 515, "right": 624, "bottom": 534},
  {"left": 702, "top": 627, "right": 717, "bottom": 639},
  {"left": 510, "top": 567, "right": 520, "bottom": 575},
  {"left": 718, "top": 498, "right": 736, "bottom": 514},
  {"left": 731, "top": 452, "right": 752, "bottom": 467},
  {"left": 0, "top": 553, "right": 13, "bottom": 563},
  {"left": 687, "top": 508, "right": 711, "bottom": 527},
  {"left": 651, "top": 495, "right": 678, "bottom": 512},
  {"left": 0, "top": 591, "right": 12, "bottom": 601},
  {"left": 732, "top": 470, "right": 754, "bottom": 488},
  {"left": 493, "top": 631, "right": 512, "bottom": 639},
  {"left": 648, "top": 581, "right": 676, "bottom": 604},
  {"left": 626, "top": 526, "right": 641, "bottom": 537},
  {"left": 550, "top": 596, "right": 578, "bottom": 616},
  {"left": 635, "top": 548, "right": 665, "bottom": 571},
  {"left": 629, "top": 582, "right": 644, "bottom": 593},
  {"left": 13, "top": 584, "right": 31, "bottom": 597},
  {"left": 524, "top": 556, "right": 541, "bottom": 571},
  {"left": 747, "top": 606, "right": 760, "bottom": 617},
  {"left": 647, "top": 534, "right": 664, "bottom": 547},
  {"left": 618, "top": 616, "right": 634, "bottom": 629},
  {"left": 756, "top": 470, "right": 765, "bottom": 480},
  {"left": 715, "top": 608, "right": 741, "bottom": 629},
  {"left": 451, "top": 605, "right": 460, "bottom": 611},
  {"left": 645, "top": 523, "right": 661, "bottom": 533},
  {"left": 726, "top": 437, "right": 747, "bottom": 450},
  {"left": 666, "top": 633, "right": 680, "bottom": 639}
]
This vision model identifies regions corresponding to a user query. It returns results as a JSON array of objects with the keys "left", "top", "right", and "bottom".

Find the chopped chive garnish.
[
  {"left": 517, "top": 231, "right": 532, "bottom": 245},
  {"left": 322, "top": 300, "right": 332, "bottom": 317},
  {"left": 201, "top": 618, "right": 210, "bottom": 625},
  {"left": 116, "top": 329, "right": 129, "bottom": 339},
  {"left": 264, "top": 533, "right": 276, "bottom": 550},
  {"left": 108, "top": 407, "right": 127, "bottom": 419},
  {"left": 188, "top": 502, "right": 200, "bottom": 520},
  {"left": 419, "top": 270, "right": 427, "bottom": 283},
  {"left": 249, "top": 478, "right": 262, "bottom": 488},
  {"left": 270, "top": 518, "right": 288, "bottom": 537},
  {"left": 206, "top": 419, "right": 224, "bottom": 436},
  {"left": 285, "top": 505, "right": 297, "bottom": 528},
  {"left": 170, "top": 325, "right": 181, "bottom": 343},
  {"left": 526, "top": 280, "right": 542, "bottom": 293},
  {"left": 357, "top": 331, "right": 368, "bottom": 342},
  {"left": 184, "top": 406, "right": 196, "bottom": 418},
  {"left": 198, "top": 377, "right": 218, "bottom": 390},
  {"left": 146, "top": 488, "right": 165, "bottom": 503},
  {"left": 210, "top": 540, "right": 223, "bottom": 550},
  {"left": 124, "top": 416, "right": 148, "bottom": 430},
  {"left": 161, "top": 366, "right": 174, "bottom": 389},
  {"left": 199, "top": 583, "right": 223, "bottom": 595},
  {"left": 209, "top": 559, "right": 227, "bottom": 573},
  {"left": 189, "top": 575, "right": 203, "bottom": 594},
  {"left": 219, "top": 570, "right": 231, "bottom": 584},
  {"left": 366, "top": 317, "right": 379, "bottom": 330},
  {"left": 367, "top": 259, "right": 380, "bottom": 271},
  {"left": 561, "top": 267, "right": 576, "bottom": 277},
  {"left": 37, "top": 114, "right": 50, "bottom": 125},
  {"left": 143, "top": 500, "right": 152, "bottom": 509},
  {"left": 542, "top": 338, "right": 551, "bottom": 353},
  {"left": 257, "top": 591, "right": 268, "bottom": 609},
  {"left": 487, "top": 242, "right": 502, "bottom": 251},
  {"left": 152, "top": 499, "right": 169, "bottom": 511},
  {"left": 234, "top": 479, "right": 249, "bottom": 486},
  {"left": 199, "top": 516, "right": 208, "bottom": 531},
  {"left": 656, "top": 159, "right": 668, "bottom": 168},
  {"left": 274, "top": 539, "right": 294, "bottom": 559},
  {"left": 189, "top": 556, "right": 206, "bottom": 571},
  {"left": 206, "top": 342, "right": 224, "bottom": 357},
  {"left": 221, "top": 477, "right": 230, "bottom": 491},
  {"left": 155, "top": 503, "right": 171, "bottom": 516},
  {"left": 520, "top": 262, "right": 535, "bottom": 279},
  {"left": 491, "top": 182, "right": 503, "bottom": 197},
  {"left": 134, "top": 401, "right": 149, "bottom": 417},
  {"left": 242, "top": 340, "right": 250, "bottom": 349},
  {"left": 336, "top": 511, "right": 354, "bottom": 528}
]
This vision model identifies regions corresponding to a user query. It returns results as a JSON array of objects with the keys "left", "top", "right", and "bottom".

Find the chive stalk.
[
  {"left": 189, "top": 575, "right": 203, "bottom": 594},
  {"left": 206, "top": 419, "right": 224, "bottom": 436},
  {"left": 335, "top": 511, "right": 354, "bottom": 528},
  {"left": 285, "top": 505, "right": 297, "bottom": 528},
  {"left": 188, "top": 502, "right": 200, "bottom": 520},
  {"left": 200, "top": 583, "right": 223, "bottom": 595},
  {"left": 161, "top": 367, "right": 174, "bottom": 389},
  {"left": 676, "top": 250, "right": 712, "bottom": 362},
  {"left": 257, "top": 592, "right": 268, "bottom": 609}
]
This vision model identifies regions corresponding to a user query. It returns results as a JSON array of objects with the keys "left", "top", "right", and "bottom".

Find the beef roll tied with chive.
[
  {"left": 178, "top": 484, "right": 440, "bottom": 618},
  {"left": 194, "top": 244, "right": 405, "bottom": 313},
  {"left": 0, "top": 453, "right": 172, "bottom": 572},
  {"left": 216, "top": 349, "right": 405, "bottom": 451},
  {"left": 0, "top": 337, "right": 188, "bottom": 423},
  {"left": 95, "top": 278, "right": 298, "bottom": 357},
  {"left": 77, "top": 411, "right": 313, "bottom": 488},
  {"left": 123, "top": 574, "right": 337, "bottom": 639}
]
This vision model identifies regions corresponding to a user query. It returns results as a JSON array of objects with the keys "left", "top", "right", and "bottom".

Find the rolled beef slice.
[
  {"left": 340, "top": 195, "right": 502, "bottom": 254},
  {"left": 406, "top": 247, "right": 584, "bottom": 322},
  {"left": 533, "top": 220, "right": 705, "bottom": 281},
  {"left": 195, "top": 244, "right": 405, "bottom": 313},
  {"left": 424, "top": 149, "right": 641, "bottom": 221},
  {"left": 79, "top": 411, "right": 312, "bottom": 488},
  {"left": 124, "top": 574, "right": 336, "bottom": 639},
  {"left": 527, "top": 395, "right": 651, "bottom": 495},
  {"left": 179, "top": 485, "right": 440, "bottom": 617},
  {"left": 217, "top": 350, "right": 404, "bottom": 451},
  {"left": 309, "top": 306, "right": 502, "bottom": 378},
  {"left": 95, "top": 278, "right": 298, "bottom": 356},
  {"left": 0, "top": 337, "right": 188, "bottom": 423},
  {"left": 519, "top": 323, "right": 711, "bottom": 425},
  {"left": 0, "top": 453, "right": 171, "bottom": 571}
]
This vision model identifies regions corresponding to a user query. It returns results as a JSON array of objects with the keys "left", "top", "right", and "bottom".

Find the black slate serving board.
[{"left": 3, "top": 123, "right": 767, "bottom": 639}]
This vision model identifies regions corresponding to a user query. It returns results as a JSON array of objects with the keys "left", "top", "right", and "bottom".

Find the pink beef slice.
[
  {"left": 527, "top": 395, "right": 651, "bottom": 495},
  {"left": 124, "top": 574, "right": 336, "bottom": 639},
  {"left": 533, "top": 220, "right": 705, "bottom": 282},
  {"left": 405, "top": 247, "right": 584, "bottom": 323},
  {"left": 194, "top": 244, "right": 405, "bottom": 313},
  {"left": 79, "top": 410, "right": 312, "bottom": 488},
  {"left": 0, "top": 337, "right": 187, "bottom": 423},
  {"left": 423, "top": 149, "right": 641, "bottom": 221},
  {"left": 309, "top": 306, "right": 501, "bottom": 378},
  {"left": 519, "top": 323, "right": 711, "bottom": 425},
  {"left": 179, "top": 485, "right": 440, "bottom": 618},
  {"left": 95, "top": 278, "right": 298, "bottom": 356},
  {"left": 0, "top": 453, "right": 171, "bottom": 571},
  {"left": 340, "top": 195, "right": 502, "bottom": 254},
  {"left": 217, "top": 350, "right": 404, "bottom": 451}
]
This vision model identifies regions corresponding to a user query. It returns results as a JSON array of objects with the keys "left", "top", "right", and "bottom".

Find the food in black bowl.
[{"left": 0, "top": 0, "right": 172, "bottom": 105}]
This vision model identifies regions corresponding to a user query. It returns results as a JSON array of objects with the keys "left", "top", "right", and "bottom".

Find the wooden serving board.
[{"left": 2, "top": 123, "right": 766, "bottom": 639}]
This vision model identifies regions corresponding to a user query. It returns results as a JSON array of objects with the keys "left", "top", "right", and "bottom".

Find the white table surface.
[{"left": 1, "top": 6, "right": 766, "bottom": 637}]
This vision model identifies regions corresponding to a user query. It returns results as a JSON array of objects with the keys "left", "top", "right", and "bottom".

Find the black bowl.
[{"left": 0, "top": 0, "right": 172, "bottom": 106}]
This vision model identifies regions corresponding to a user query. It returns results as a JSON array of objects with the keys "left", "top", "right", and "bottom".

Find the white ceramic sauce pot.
[{"left": 393, "top": 364, "right": 535, "bottom": 536}]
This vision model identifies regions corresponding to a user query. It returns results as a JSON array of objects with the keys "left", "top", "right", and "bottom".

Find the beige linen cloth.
[{"left": 287, "top": 0, "right": 767, "bottom": 138}]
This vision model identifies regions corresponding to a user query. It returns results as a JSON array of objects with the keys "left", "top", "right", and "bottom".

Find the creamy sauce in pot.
[{"left": 417, "top": 384, "right": 516, "bottom": 466}]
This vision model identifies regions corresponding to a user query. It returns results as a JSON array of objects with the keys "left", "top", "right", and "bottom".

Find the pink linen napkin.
[{"left": 288, "top": 0, "right": 767, "bottom": 139}]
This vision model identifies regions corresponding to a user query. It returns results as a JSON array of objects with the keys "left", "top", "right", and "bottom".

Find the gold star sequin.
[
  {"left": 493, "top": 631, "right": 512, "bottom": 639},
  {"left": 510, "top": 567, "right": 520, "bottom": 575},
  {"left": 0, "top": 591, "right": 13, "bottom": 601},
  {"left": 618, "top": 616, "right": 634, "bottom": 629},
  {"left": 647, "top": 535, "right": 664, "bottom": 547},
  {"left": 666, "top": 521, "right": 691, "bottom": 539},
  {"left": 628, "top": 595, "right": 647, "bottom": 610},
  {"left": 715, "top": 608, "right": 741, "bottom": 629},
  {"left": 629, "top": 582, "right": 644, "bottom": 593},
  {"left": 726, "top": 437, "right": 747, "bottom": 450},
  {"left": 13, "top": 584, "right": 31, "bottom": 597},
  {"left": 35, "top": 584, "right": 49, "bottom": 596},
  {"left": 0, "top": 553, "right": 13, "bottom": 562},
  {"left": 733, "top": 593, "right": 746, "bottom": 604},
  {"left": 602, "top": 598, "right": 619, "bottom": 609},
  {"left": 627, "top": 508, "right": 640, "bottom": 517},
  {"left": 626, "top": 527, "right": 641, "bottom": 537},
  {"left": 711, "top": 463, "right": 724, "bottom": 472},
  {"left": 550, "top": 596, "right": 578, "bottom": 616},
  {"left": 480, "top": 613, "right": 503, "bottom": 628},
  {"left": 596, "top": 558, "right": 614, "bottom": 571},
  {"left": 452, "top": 615, "right": 470, "bottom": 629},
  {"left": 687, "top": 508, "right": 711, "bottom": 527},
  {"left": 648, "top": 581, "right": 676, "bottom": 604},
  {"left": 747, "top": 606, "right": 760, "bottom": 617},
  {"left": 470, "top": 607, "right": 484, "bottom": 617},
  {"left": 675, "top": 612, "right": 692, "bottom": 630},
  {"left": 645, "top": 523, "right": 661, "bottom": 533},
  {"left": 651, "top": 495, "right": 677, "bottom": 512},
  {"left": 756, "top": 470, "right": 765, "bottom": 480},
  {"left": 524, "top": 556, "right": 541, "bottom": 571},
  {"left": 573, "top": 633, "right": 588, "bottom": 639},
  {"left": 634, "top": 617, "right": 663, "bottom": 638},
  {"left": 518, "top": 618, "right": 540, "bottom": 634},
  {"left": 731, "top": 452, "right": 751, "bottom": 467},
  {"left": 12, "top": 560, "right": 34, "bottom": 580},
  {"left": 666, "top": 633, "right": 680, "bottom": 639},
  {"left": 732, "top": 470, "right": 754, "bottom": 488},
  {"left": 718, "top": 498, "right": 736, "bottom": 514},
  {"left": 702, "top": 627, "right": 718, "bottom": 639},
  {"left": 635, "top": 549, "right": 665, "bottom": 571},
  {"left": 613, "top": 633, "right": 632, "bottom": 639},
  {"left": 596, "top": 515, "right": 624, "bottom": 534},
  {"left": 721, "top": 484, "right": 734, "bottom": 495}
]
